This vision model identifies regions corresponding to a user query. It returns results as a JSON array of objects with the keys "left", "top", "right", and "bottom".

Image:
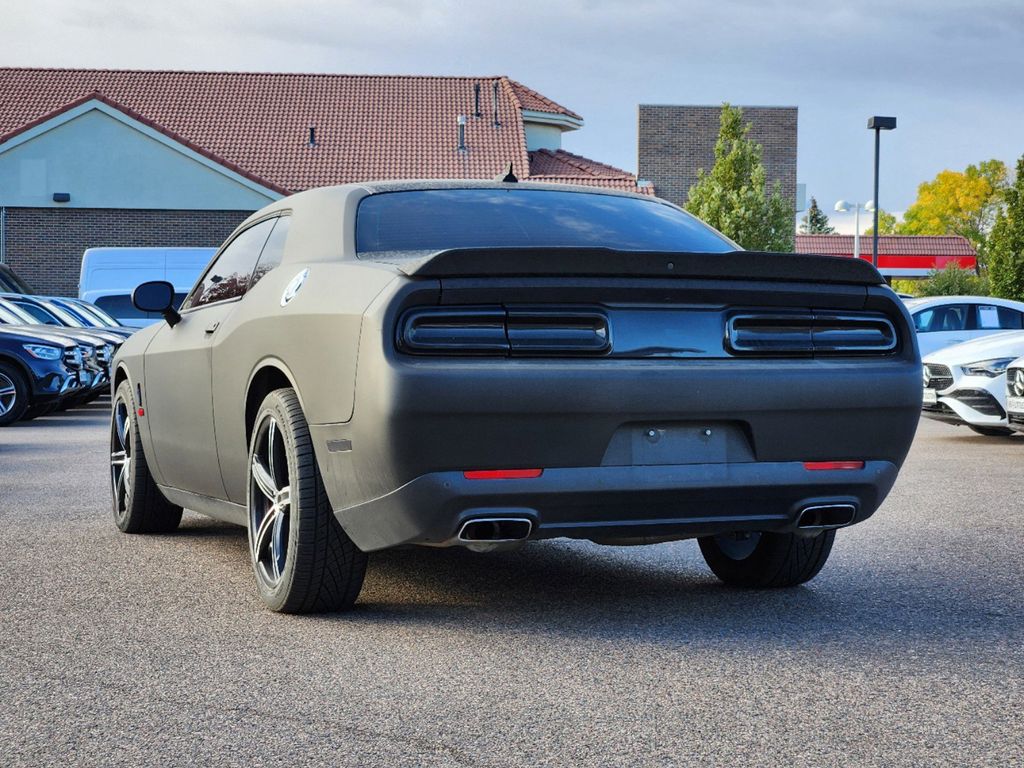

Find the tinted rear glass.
[{"left": 355, "top": 189, "right": 735, "bottom": 257}]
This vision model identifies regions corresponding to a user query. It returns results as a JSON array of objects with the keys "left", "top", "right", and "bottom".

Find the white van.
[{"left": 79, "top": 247, "right": 216, "bottom": 328}]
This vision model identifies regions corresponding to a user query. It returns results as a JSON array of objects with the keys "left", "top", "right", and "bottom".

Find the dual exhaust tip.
[
  {"left": 453, "top": 505, "right": 854, "bottom": 549},
  {"left": 795, "top": 503, "right": 856, "bottom": 534},
  {"left": 458, "top": 517, "right": 533, "bottom": 544},
  {"left": 456, "top": 516, "right": 533, "bottom": 552}
]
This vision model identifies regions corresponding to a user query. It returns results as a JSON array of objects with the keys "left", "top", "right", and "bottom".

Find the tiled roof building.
[
  {"left": 795, "top": 234, "right": 977, "bottom": 277},
  {"left": 0, "top": 68, "right": 646, "bottom": 294},
  {"left": 0, "top": 68, "right": 633, "bottom": 193}
]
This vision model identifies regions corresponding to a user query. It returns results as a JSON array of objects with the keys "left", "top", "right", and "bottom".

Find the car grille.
[
  {"left": 63, "top": 347, "right": 83, "bottom": 369},
  {"left": 947, "top": 389, "right": 1005, "bottom": 418},
  {"left": 1008, "top": 367, "right": 1024, "bottom": 398},
  {"left": 924, "top": 363, "right": 953, "bottom": 392},
  {"left": 1009, "top": 413, "right": 1024, "bottom": 426}
]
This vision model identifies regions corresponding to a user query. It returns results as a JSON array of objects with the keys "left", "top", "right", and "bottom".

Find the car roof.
[{"left": 904, "top": 295, "right": 1024, "bottom": 312}]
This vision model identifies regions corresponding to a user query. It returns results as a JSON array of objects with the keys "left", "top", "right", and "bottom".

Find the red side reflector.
[
  {"left": 803, "top": 461, "right": 864, "bottom": 471},
  {"left": 137, "top": 407, "right": 145, "bottom": 417},
  {"left": 463, "top": 469, "right": 544, "bottom": 480}
]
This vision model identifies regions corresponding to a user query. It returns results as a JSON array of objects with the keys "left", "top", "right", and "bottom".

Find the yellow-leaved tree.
[{"left": 898, "top": 159, "right": 1008, "bottom": 266}]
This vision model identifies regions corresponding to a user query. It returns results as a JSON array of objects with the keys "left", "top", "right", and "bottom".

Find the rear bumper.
[
  {"left": 333, "top": 460, "right": 899, "bottom": 551},
  {"left": 312, "top": 278, "right": 921, "bottom": 551}
]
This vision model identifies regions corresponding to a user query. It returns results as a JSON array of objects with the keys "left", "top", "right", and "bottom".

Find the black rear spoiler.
[{"left": 392, "top": 247, "right": 885, "bottom": 285}]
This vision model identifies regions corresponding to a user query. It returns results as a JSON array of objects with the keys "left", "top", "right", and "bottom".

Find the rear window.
[{"left": 355, "top": 189, "right": 735, "bottom": 257}]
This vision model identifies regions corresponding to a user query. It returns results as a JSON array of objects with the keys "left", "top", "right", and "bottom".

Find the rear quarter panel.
[{"left": 211, "top": 260, "right": 399, "bottom": 504}]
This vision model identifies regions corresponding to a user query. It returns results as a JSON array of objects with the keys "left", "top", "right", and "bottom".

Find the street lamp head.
[
  {"left": 868, "top": 116, "right": 897, "bottom": 131},
  {"left": 834, "top": 199, "right": 851, "bottom": 213},
  {"left": 865, "top": 200, "right": 876, "bottom": 212}
]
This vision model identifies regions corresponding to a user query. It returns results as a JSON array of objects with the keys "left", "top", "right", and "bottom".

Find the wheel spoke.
[
  {"left": 114, "top": 464, "right": 126, "bottom": 510},
  {"left": 270, "top": 511, "right": 285, "bottom": 580},
  {"left": 267, "top": 419, "right": 278, "bottom": 484},
  {"left": 0, "top": 385, "right": 15, "bottom": 396},
  {"left": 253, "top": 504, "right": 280, "bottom": 561},
  {"left": 251, "top": 456, "right": 277, "bottom": 502},
  {"left": 121, "top": 413, "right": 131, "bottom": 452},
  {"left": 276, "top": 485, "right": 290, "bottom": 512}
]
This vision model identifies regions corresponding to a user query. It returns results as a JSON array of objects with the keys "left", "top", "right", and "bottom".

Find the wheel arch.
[
  {"left": 113, "top": 363, "right": 131, "bottom": 394},
  {"left": 0, "top": 352, "right": 35, "bottom": 391},
  {"left": 244, "top": 360, "right": 304, "bottom": 448}
]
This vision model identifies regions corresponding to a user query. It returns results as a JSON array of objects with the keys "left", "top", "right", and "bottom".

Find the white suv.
[{"left": 921, "top": 331, "right": 1024, "bottom": 436}]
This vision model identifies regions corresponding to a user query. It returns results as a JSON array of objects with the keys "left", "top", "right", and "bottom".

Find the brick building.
[
  {"left": 637, "top": 104, "right": 798, "bottom": 211},
  {"left": 0, "top": 68, "right": 646, "bottom": 296}
]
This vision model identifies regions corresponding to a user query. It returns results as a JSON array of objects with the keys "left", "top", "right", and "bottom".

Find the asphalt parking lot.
[{"left": 0, "top": 405, "right": 1021, "bottom": 767}]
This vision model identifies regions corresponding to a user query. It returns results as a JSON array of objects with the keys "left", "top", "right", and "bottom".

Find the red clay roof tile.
[
  {"left": 0, "top": 68, "right": 644, "bottom": 197},
  {"left": 528, "top": 149, "right": 653, "bottom": 194},
  {"left": 795, "top": 234, "right": 976, "bottom": 257}
]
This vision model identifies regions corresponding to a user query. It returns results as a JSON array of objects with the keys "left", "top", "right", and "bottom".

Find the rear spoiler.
[{"left": 389, "top": 248, "right": 885, "bottom": 285}]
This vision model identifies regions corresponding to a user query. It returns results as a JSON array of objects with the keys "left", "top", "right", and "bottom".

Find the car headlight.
[
  {"left": 22, "top": 343, "right": 62, "bottom": 361},
  {"left": 960, "top": 357, "right": 1016, "bottom": 378}
]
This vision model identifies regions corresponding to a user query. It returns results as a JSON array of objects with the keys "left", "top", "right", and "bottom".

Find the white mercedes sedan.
[
  {"left": 922, "top": 331, "right": 1024, "bottom": 436},
  {"left": 905, "top": 296, "right": 1024, "bottom": 357}
]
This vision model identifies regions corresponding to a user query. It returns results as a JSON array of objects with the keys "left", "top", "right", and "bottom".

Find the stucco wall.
[
  {"left": 523, "top": 122, "right": 563, "bottom": 152},
  {"left": 0, "top": 105, "right": 279, "bottom": 210}
]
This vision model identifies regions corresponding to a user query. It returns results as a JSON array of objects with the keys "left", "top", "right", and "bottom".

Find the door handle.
[{"left": 205, "top": 321, "right": 220, "bottom": 334}]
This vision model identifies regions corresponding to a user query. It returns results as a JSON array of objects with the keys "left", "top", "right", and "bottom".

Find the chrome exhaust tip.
[
  {"left": 456, "top": 517, "right": 533, "bottom": 552},
  {"left": 796, "top": 503, "right": 857, "bottom": 535}
]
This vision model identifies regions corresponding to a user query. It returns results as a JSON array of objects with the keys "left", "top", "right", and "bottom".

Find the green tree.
[
  {"left": 898, "top": 159, "right": 1008, "bottom": 264},
  {"left": 864, "top": 208, "right": 898, "bottom": 236},
  {"left": 799, "top": 197, "right": 835, "bottom": 234},
  {"left": 686, "top": 104, "right": 794, "bottom": 252},
  {"left": 988, "top": 155, "right": 1024, "bottom": 300},
  {"left": 916, "top": 263, "right": 989, "bottom": 297}
]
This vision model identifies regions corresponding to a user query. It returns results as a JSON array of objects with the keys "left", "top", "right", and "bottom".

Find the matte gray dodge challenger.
[{"left": 111, "top": 180, "right": 921, "bottom": 612}]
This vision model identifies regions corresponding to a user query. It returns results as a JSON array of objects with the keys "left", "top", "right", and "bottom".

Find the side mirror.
[{"left": 132, "top": 281, "right": 181, "bottom": 327}]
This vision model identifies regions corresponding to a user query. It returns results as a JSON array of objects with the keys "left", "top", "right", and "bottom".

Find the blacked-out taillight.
[
  {"left": 397, "top": 306, "right": 610, "bottom": 356},
  {"left": 399, "top": 308, "right": 507, "bottom": 354},
  {"left": 726, "top": 313, "right": 897, "bottom": 356}
]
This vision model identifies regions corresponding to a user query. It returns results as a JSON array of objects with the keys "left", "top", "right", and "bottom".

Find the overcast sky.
[{"left": 4, "top": 0, "right": 1022, "bottom": 231}]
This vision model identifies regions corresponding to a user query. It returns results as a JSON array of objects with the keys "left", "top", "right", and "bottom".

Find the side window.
[
  {"left": 996, "top": 307, "right": 1023, "bottom": 330},
  {"left": 250, "top": 216, "right": 290, "bottom": 290},
  {"left": 13, "top": 300, "right": 59, "bottom": 325},
  {"left": 930, "top": 304, "right": 968, "bottom": 332},
  {"left": 183, "top": 219, "right": 276, "bottom": 310},
  {"left": 96, "top": 294, "right": 147, "bottom": 320},
  {"left": 970, "top": 304, "right": 1023, "bottom": 330},
  {"left": 913, "top": 310, "right": 933, "bottom": 333}
]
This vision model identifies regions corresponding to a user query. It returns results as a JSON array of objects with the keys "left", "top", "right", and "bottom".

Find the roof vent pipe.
[
  {"left": 457, "top": 115, "right": 467, "bottom": 152},
  {"left": 308, "top": 126, "right": 316, "bottom": 147},
  {"left": 492, "top": 81, "right": 501, "bottom": 128},
  {"left": 473, "top": 83, "right": 481, "bottom": 118}
]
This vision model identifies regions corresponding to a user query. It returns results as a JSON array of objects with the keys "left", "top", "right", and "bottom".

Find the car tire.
[
  {"left": 110, "top": 380, "right": 183, "bottom": 533},
  {"left": 247, "top": 388, "right": 368, "bottom": 613},
  {"left": 0, "top": 362, "right": 30, "bottom": 427},
  {"left": 698, "top": 529, "right": 836, "bottom": 588},
  {"left": 967, "top": 425, "right": 1014, "bottom": 437}
]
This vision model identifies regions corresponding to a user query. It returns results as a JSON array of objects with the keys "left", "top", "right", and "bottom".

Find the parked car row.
[{"left": 0, "top": 293, "right": 132, "bottom": 425}]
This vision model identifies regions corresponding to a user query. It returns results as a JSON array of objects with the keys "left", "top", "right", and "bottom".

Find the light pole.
[
  {"left": 867, "top": 116, "right": 897, "bottom": 268},
  {"left": 834, "top": 199, "right": 875, "bottom": 261}
]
